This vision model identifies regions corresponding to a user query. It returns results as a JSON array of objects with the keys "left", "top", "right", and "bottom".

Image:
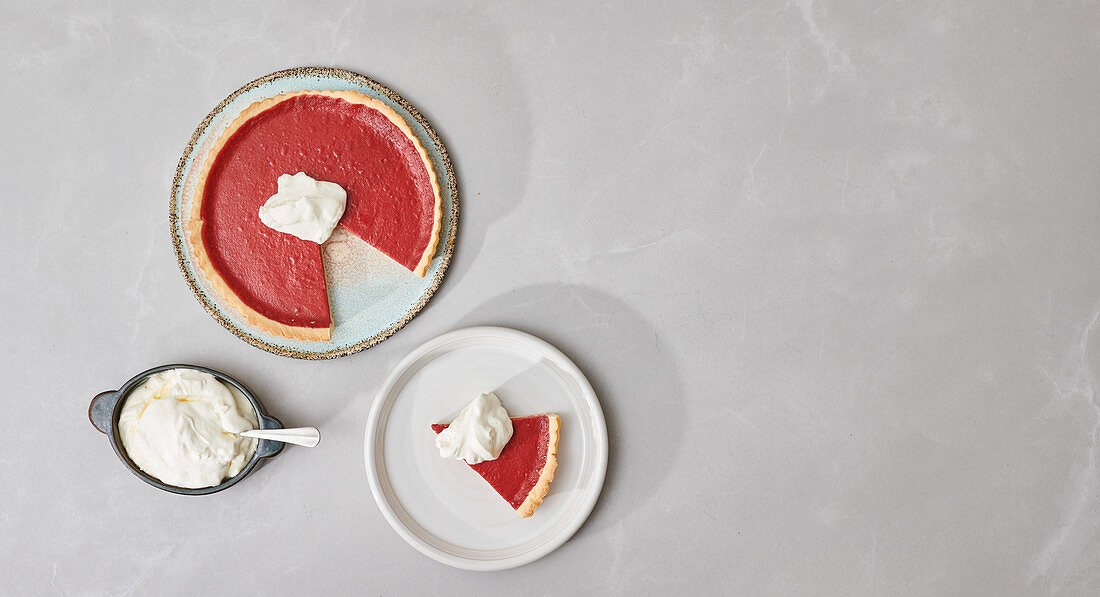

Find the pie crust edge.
[
  {"left": 516, "top": 414, "right": 560, "bottom": 518},
  {"left": 186, "top": 89, "right": 443, "bottom": 341}
]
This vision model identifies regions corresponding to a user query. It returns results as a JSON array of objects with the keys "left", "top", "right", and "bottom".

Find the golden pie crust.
[{"left": 517, "top": 414, "right": 560, "bottom": 518}]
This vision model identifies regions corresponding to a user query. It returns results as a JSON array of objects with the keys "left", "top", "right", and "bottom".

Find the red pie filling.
[
  {"left": 432, "top": 415, "right": 552, "bottom": 510},
  {"left": 200, "top": 94, "right": 437, "bottom": 329}
]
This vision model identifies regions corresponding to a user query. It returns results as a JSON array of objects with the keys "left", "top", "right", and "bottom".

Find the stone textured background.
[{"left": 2, "top": 1, "right": 1099, "bottom": 594}]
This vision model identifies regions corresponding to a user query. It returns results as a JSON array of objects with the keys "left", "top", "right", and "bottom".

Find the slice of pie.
[
  {"left": 432, "top": 414, "right": 560, "bottom": 518},
  {"left": 188, "top": 90, "right": 442, "bottom": 341}
]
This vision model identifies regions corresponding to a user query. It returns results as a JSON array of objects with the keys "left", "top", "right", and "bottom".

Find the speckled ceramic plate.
[
  {"left": 365, "top": 327, "right": 608, "bottom": 571},
  {"left": 170, "top": 67, "right": 457, "bottom": 359}
]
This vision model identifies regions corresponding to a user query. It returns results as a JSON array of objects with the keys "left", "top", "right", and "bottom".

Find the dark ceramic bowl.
[{"left": 88, "top": 364, "right": 284, "bottom": 495}]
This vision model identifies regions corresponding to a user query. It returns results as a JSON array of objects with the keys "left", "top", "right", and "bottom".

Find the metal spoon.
[{"left": 239, "top": 427, "right": 320, "bottom": 447}]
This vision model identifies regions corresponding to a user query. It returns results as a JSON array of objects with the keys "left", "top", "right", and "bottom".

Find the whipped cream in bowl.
[{"left": 89, "top": 365, "right": 287, "bottom": 495}]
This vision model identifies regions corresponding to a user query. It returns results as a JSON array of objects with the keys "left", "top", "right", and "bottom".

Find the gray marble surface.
[{"left": 2, "top": 0, "right": 1099, "bottom": 594}]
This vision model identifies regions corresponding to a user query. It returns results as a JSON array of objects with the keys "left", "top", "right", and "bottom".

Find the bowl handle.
[
  {"left": 89, "top": 391, "right": 121, "bottom": 434},
  {"left": 255, "top": 414, "right": 285, "bottom": 458}
]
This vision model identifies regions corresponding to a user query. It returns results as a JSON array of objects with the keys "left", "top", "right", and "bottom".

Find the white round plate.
[{"left": 364, "top": 326, "right": 608, "bottom": 570}]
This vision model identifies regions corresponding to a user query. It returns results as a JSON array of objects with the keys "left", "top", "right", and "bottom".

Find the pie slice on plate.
[
  {"left": 187, "top": 90, "right": 442, "bottom": 341},
  {"left": 432, "top": 414, "right": 561, "bottom": 518}
]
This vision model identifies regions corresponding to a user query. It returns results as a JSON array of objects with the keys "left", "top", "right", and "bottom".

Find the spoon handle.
[{"left": 240, "top": 427, "right": 320, "bottom": 448}]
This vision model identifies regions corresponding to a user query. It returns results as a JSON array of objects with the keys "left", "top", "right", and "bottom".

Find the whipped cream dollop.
[
  {"left": 436, "top": 392, "right": 514, "bottom": 464},
  {"left": 258, "top": 172, "right": 347, "bottom": 243},
  {"left": 117, "top": 369, "right": 259, "bottom": 489}
]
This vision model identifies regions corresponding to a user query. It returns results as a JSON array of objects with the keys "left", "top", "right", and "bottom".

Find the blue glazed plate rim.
[{"left": 169, "top": 67, "right": 458, "bottom": 359}]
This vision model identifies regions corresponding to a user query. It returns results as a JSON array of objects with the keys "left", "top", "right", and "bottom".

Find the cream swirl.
[
  {"left": 435, "top": 393, "right": 513, "bottom": 464},
  {"left": 258, "top": 172, "right": 347, "bottom": 243}
]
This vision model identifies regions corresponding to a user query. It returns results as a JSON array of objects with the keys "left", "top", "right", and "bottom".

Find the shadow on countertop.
[{"left": 457, "top": 283, "right": 685, "bottom": 533}]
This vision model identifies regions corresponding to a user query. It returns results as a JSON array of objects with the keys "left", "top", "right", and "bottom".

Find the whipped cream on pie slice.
[{"left": 435, "top": 392, "right": 513, "bottom": 464}]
